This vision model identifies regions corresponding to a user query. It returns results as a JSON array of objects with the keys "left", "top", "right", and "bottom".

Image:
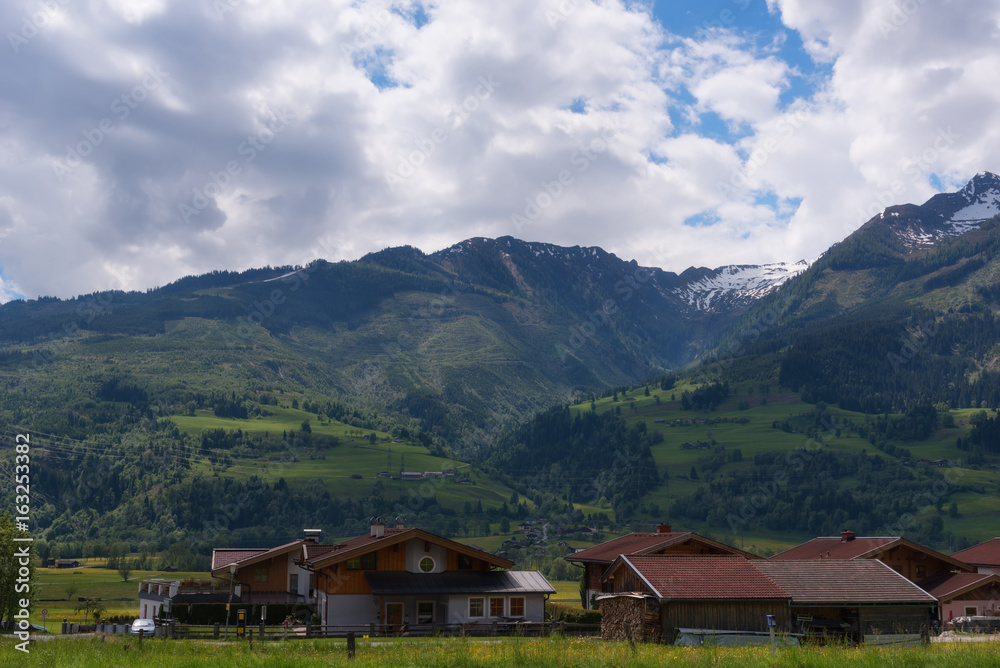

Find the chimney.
[
  {"left": 656, "top": 523, "right": 672, "bottom": 534},
  {"left": 395, "top": 516, "right": 405, "bottom": 530},
  {"left": 303, "top": 529, "right": 322, "bottom": 543},
  {"left": 370, "top": 517, "right": 385, "bottom": 538},
  {"left": 841, "top": 530, "right": 855, "bottom": 542}
]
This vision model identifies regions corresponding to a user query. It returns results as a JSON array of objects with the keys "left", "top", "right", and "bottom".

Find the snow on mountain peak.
[{"left": 675, "top": 260, "right": 811, "bottom": 311}]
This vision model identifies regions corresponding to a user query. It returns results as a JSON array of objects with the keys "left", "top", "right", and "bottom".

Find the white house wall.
[{"left": 326, "top": 594, "right": 377, "bottom": 626}]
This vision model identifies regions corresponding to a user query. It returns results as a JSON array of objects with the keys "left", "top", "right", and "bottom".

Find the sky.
[{"left": 1, "top": 0, "right": 998, "bottom": 302}]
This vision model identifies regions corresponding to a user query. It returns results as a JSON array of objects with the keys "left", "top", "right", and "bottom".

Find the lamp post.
[{"left": 225, "top": 563, "right": 236, "bottom": 640}]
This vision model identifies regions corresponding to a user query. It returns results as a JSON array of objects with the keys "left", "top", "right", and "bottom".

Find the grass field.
[
  {"left": 3, "top": 635, "right": 999, "bottom": 667},
  {"left": 31, "top": 566, "right": 208, "bottom": 627}
]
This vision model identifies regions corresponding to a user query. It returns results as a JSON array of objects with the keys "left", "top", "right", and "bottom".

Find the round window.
[{"left": 419, "top": 556, "right": 435, "bottom": 573}]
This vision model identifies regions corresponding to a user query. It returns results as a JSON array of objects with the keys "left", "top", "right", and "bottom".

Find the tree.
[
  {"left": 0, "top": 513, "right": 35, "bottom": 628},
  {"left": 118, "top": 558, "right": 133, "bottom": 583},
  {"left": 499, "top": 517, "right": 511, "bottom": 533},
  {"left": 300, "top": 420, "right": 311, "bottom": 433}
]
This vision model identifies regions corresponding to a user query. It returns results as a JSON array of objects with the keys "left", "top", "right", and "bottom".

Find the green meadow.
[
  {"left": 30, "top": 566, "right": 208, "bottom": 627},
  {"left": 3, "top": 635, "right": 999, "bottom": 667},
  {"left": 569, "top": 382, "right": 1000, "bottom": 548},
  {"left": 168, "top": 408, "right": 526, "bottom": 514}
]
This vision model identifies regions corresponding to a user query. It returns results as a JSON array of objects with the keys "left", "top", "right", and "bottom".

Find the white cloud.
[{"left": 0, "top": 0, "right": 998, "bottom": 301}]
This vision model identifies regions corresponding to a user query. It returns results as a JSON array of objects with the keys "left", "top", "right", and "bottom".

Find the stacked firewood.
[{"left": 600, "top": 596, "right": 660, "bottom": 642}]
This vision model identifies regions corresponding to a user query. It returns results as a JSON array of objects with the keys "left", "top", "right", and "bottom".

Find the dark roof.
[
  {"left": 770, "top": 536, "right": 973, "bottom": 572},
  {"left": 366, "top": 570, "right": 555, "bottom": 596},
  {"left": 753, "top": 560, "right": 936, "bottom": 604},
  {"left": 607, "top": 555, "right": 789, "bottom": 601},
  {"left": 567, "top": 532, "right": 756, "bottom": 564},
  {"left": 917, "top": 572, "right": 1000, "bottom": 600},
  {"left": 951, "top": 538, "right": 1000, "bottom": 567}
]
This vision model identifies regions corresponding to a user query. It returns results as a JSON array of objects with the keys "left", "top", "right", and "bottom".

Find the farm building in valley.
[
  {"left": 753, "top": 560, "right": 937, "bottom": 639},
  {"left": 769, "top": 531, "right": 973, "bottom": 582},
  {"left": 302, "top": 520, "right": 553, "bottom": 628},
  {"left": 193, "top": 520, "right": 553, "bottom": 632},
  {"left": 951, "top": 538, "right": 1000, "bottom": 576},
  {"left": 566, "top": 523, "right": 759, "bottom": 609},
  {"left": 597, "top": 555, "right": 790, "bottom": 644},
  {"left": 916, "top": 572, "right": 1000, "bottom": 622}
]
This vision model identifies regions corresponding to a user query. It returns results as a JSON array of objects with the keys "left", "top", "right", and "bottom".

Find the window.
[
  {"left": 289, "top": 574, "right": 298, "bottom": 592},
  {"left": 417, "top": 601, "right": 434, "bottom": 624},
  {"left": 966, "top": 606, "right": 978, "bottom": 616},
  {"left": 419, "top": 556, "right": 435, "bottom": 573},
  {"left": 457, "top": 555, "right": 472, "bottom": 570},
  {"left": 308, "top": 574, "right": 315, "bottom": 596},
  {"left": 346, "top": 552, "right": 377, "bottom": 570},
  {"left": 915, "top": 565, "right": 926, "bottom": 579},
  {"left": 469, "top": 598, "right": 484, "bottom": 617},
  {"left": 253, "top": 567, "right": 268, "bottom": 583},
  {"left": 509, "top": 597, "right": 525, "bottom": 617},
  {"left": 490, "top": 597, "right": 505, "bottom": 617}
]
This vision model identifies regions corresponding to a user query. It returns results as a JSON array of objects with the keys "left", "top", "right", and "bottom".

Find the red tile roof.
[
  {"left": 211, "top": 549, "right": 267, "bottom": 571},
  {"left": 770, "top": 536, "right": 973, "bottom": 572},
  {"left": 951, "top": 538, "right": 1000, "bottom": 567},
  {"left": 609, "top": 555, "right": 790, "bottom": 600},
  {"left": 305, "top": 528, "right": 513, "bottom": 570},
  {"left": 753, "top": 560, "right": 936, "bottom": 604},
  {"left": 770, "top": 537, "right": 899, "bottom": 560},
  {"left": 568, "top": 532, "right": 754, "bottom": 564},
  {"left": 917, "top": 572, "right": 1000, "bottom": 600}
]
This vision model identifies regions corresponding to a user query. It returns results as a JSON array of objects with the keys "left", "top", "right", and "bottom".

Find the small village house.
[
  {"left": 566, "top": 523, "right": 759, "bottom": 609},
  {"left": 303, "top": 519, "right": 554, "bottom": 630},
  {"left": 951, "top": 538, "right": 1000, "bottom": 576}
]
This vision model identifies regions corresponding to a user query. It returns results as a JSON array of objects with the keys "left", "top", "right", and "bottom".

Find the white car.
[{"left": 129, "top": 619, "right": 156, "bottom": 636}]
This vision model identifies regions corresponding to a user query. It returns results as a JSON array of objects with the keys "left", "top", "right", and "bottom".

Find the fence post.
[
  {"left": 249, "top": 628, "right": 253, "bottom": 650},
  {"left": 62, "top": 618, "right": 67, "bottom": 634},
  {"left": 214, "top": 622, "right": 220, "bottom": 639},
  {"left": 491, "top": 621, "right": 497, "bottom": 636},
  {"left": 138, "top": 628, "right": 143, "bottom": 648},
  {"left": 260, "top": 620, "right": 265, "bottom": 639},
  {"left": 369, "top": 622, "right": 375, "bottom": 637},
  {"left": 347, "top": 631, "right": 356, "bottom": 659}
]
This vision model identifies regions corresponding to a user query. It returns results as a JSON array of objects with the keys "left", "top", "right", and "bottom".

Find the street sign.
[
  {"left": 766, "top": 614, "right": 775, "bottom": 627},
  {"left": 41, "top": 609, "right": 47, "bottom": 617}
]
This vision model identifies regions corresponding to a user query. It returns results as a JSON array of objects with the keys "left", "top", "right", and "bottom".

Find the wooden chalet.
[
  {"left": 566, "top": 523, "right": 759, "bottom": 609},
  {"left": 210, "top": 528, "right": 321, "bottom": 607},
  {"left": 917, "top": 572, "right": 1000, "bottom": 623},
  {"left": 951, "top": 538, "right": 1000, "bottom": 575},
  {"left": 769, "top": 531, "right": 973, "bottom": 582},
  {"left": 597, "top": 555, "right": 791, "bottom": 644},
  {"left": 301, "top": 520, "right": 554, "bottom": 629},
  {"left": 753, "top": 560, "right": 937, "bottom": 639}
]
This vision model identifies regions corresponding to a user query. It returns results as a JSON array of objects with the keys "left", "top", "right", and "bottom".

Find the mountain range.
[{"left": 1, "top": 171, "right": 998, "bottom": 557}]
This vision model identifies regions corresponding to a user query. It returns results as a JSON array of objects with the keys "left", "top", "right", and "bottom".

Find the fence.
[{"left": 164, "top": 620, "right": 601, "bottom": 640}]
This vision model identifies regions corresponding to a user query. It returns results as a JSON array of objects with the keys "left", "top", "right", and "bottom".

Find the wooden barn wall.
[{"left": 661, "top": 601, "right": 789, "bottom": 643}]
